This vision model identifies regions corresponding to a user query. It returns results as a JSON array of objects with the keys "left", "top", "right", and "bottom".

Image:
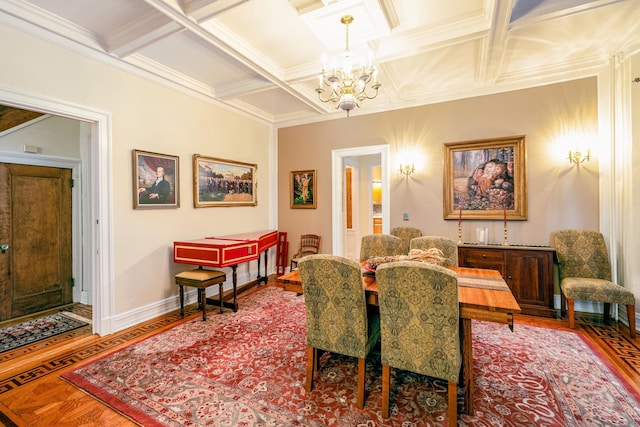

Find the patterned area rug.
[
  {"left": 61, "top": 286, "right": 640, "bottom": 426},
  {"left": 0, "top": 312, "right": 90, "bottom": 353}
]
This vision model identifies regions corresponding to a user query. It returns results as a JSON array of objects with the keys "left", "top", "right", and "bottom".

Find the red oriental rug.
[{"left": 61, "top": 286, "right": 640, "bottom": 426}]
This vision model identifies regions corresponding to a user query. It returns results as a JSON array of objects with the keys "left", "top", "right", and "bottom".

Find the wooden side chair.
[
  {"left": 359, "top": 234, "right": 403, "bottom": 262},
  {"left": 551, "top": 229, "right": 636, "bottom": 338},
  {"left": 376, "top": 260, "right": 461, "bottom": 425},
  {"left": 390, "top": 226, "right": 422, "bottom": 255},
  {"left": 410, "top": 235, "right": 459, "bottom": 267},
  {"left": 290, "top": 234, "right": 321, "bottom": 270},
  {"left": 298, "top": 254, "right": 381, "bottom": 409}
]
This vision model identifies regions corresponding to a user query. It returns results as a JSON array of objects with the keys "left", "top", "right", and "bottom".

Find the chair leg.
[
  {"left": 603, "top": 302, "right": 611, "bottom": 324},
  {"left": 306, "top": 347, "right": 316, "bottom": 393},
  {"left": 381, "top": 365, "right": 391, "bottom": 418},
  {"left": 560, "top": 292, "right": 566, "bottom": 317},
  {"left": 628, "top": 305, "right": 636, "bottom": 338},
  {"left": 356, "top": 357, "right": 365, "bottom": 409},
  {"left": 447, "top": 380, "right": 457, "bottom": 427},
  {"left": 567, "top": 299, "right": 575, "bottom": 329}
]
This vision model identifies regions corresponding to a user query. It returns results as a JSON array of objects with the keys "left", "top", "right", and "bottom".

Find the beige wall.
[
  {"left": 0, "top": 25, "right": 273, "bottom": 318},
  {"left": 278, "top": 78, "right": 599, "bottom": 253}
]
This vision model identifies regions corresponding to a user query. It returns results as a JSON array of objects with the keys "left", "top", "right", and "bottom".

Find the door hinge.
[
  {"left": 70, "top": 179, "right": 74, "bottom": 188},
  {"left": 70, "top": 277, "right": 75, "bottom": 287}
]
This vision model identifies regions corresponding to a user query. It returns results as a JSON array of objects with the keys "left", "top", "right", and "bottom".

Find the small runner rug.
[
  {"left": 61, "top": 286, "right": 640, "bottom": 426},
  {"left": 0, "top": 312, "right": 90, "bottom": 353}
]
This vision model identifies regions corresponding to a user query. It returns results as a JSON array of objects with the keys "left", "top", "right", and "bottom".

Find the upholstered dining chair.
[
  {"left": 551, "top": 229, "right": 636, "bottom": 338},
  {"left": 290, "top": 234, "right": 321, "bottom": 270},
  {"left": 375, "top": 261, "right": 461, "bottom": 425},
  {"left": 298, "top": 254, "right": 381, "bottom": 409},
  {"left": 409, "top": 236, "right": 459, "bottom": 267},
  {"left": 390, "top": 226, "right": 422, "bottom": 255},
  {"left": 359, "top": 234, "right": 403, "bottom": 262}
]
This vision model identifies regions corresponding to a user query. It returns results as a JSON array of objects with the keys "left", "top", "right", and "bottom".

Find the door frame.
[
  {"left": 331, "top": 145, "right": 390, "bottom": 256},
  {"left": 0, "top": 85, "right": 114, "bottom": 336}
]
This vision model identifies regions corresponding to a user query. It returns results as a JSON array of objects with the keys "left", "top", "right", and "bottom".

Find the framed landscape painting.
[
  {"left": 193, "top": 154, "right": 257, "bottom": 207},
  {"left": 133, "top": 149, "right": 179, "bottom": 209},
  {"left": 443, "top": 135, "right": 527, "bottom": 220},
  {"left": 290, "top": 170, "right": 317, "bottom": 209}
]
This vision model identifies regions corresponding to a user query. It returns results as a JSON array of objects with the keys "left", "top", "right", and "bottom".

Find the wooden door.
[{"left": 0, "top": 163, "right": 73, "bottom": 320}]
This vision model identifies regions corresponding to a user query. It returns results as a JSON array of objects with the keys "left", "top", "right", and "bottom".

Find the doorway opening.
[
  {"left": 0, "top": 87, "right": 114, "bottom": 335},
  {"left": 331, "top": 145, "right": 390, "bottom": 258}
]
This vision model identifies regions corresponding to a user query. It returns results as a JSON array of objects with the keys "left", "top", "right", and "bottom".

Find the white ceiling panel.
[{"left": 2, "top": 0, "right": 639, "bottom": 125}]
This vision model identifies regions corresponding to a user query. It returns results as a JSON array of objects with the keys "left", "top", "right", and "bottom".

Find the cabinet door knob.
[
  {"left": 482, "top": 254, "right": 487, "bottom": 258},
  {"left": 508, "top": 275, "right": 512, "bottom": 279}
]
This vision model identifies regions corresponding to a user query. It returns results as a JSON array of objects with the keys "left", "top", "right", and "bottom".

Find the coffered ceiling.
[{"left": 1, "top": 0, "right": 639, "bottom": 126}]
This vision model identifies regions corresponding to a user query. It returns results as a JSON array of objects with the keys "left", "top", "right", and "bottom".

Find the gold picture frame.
[
  {"left": 133, "top": 149, "right": 179, "bottom": 209},
  {"left": 193, "top": 154, "right": 257, "bottom": 207},
  {"left": 290, "top": 169, "right": 317, "bottom": 209},
  {"left": 443, "top": 135, "right": 527, "bottom": 220}
]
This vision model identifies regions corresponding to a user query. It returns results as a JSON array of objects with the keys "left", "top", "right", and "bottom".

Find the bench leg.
[
  {"left": 198, "top": 288, "right": 206, "bottom": 321},
  {"left": 179, "top": 285, "right": 185, "bottom": 316},
  {"left": 218, "top": 283, "right": 224, "bottom": 314}
]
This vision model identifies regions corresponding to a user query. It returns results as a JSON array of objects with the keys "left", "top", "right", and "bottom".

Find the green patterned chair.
[
  {"left": 390, "top": 226, "right": 422, "bottom": 255},
  {"left": 551, "top": 230, "right": 636, "bottom": 338},
  {"left": 298, "top": 254, "right": 381, "bottom": 409},
  {"left": 375, "top": 261, "right": 461, "bottom": 425},
  {"left": 409, "top": 236, "right": 459, "bottom": 267},
  {"left": 360, "top": 234, "right": 403, "bottom": 261}
]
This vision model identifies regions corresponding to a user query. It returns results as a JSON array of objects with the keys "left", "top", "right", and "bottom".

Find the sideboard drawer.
[{"left": 462, "top": 249, "right": 504, "bottom": 264}]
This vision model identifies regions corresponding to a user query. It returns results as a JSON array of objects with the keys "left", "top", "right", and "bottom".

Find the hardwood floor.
[{"left": 0, "top": 284, "right": 638, "bottom": 426}]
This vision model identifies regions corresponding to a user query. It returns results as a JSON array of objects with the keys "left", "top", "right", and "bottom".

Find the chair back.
[
  {"left": 391, "top": 226, "right": 422, "bottom": 254},
  {"left": 410, "top": 236, "right": 459, "bottom": 267},
  {"left": 376, "top": 261, "right": 461, "bottom": 382},
  {"left": 298, "top": 234, "right": 321, "bottom": 257},
  {"left": 298, "top": 254, "right": 376, "bottom": 359},
  {"left": 551, "top": 230, "right": 612, "bottom": 281},
  {"left": 360, "top": 234, "right": 403, "bottom": 261}
]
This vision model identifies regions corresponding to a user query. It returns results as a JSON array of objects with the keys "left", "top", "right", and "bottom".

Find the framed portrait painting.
[
  {"left": 290, "top": 169, "right": 317, "bottom": 209},
  {"left": 193, "top": 154, "right": 257, "bottom": 207},
  {"left": 133, "top": 149, "right": 179, "bottom": 209},
  {"left": 443, "top": 135, "right": 527, "bottom": 220}
]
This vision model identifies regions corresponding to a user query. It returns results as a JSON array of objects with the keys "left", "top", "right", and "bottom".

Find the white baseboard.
[{"left": 111, "top": 270, "right": 256, "bottom": 333}]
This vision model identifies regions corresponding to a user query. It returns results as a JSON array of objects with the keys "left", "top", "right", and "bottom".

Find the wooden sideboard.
[{"left": 458, "top": 244, "right": 557, "bottom": 317}]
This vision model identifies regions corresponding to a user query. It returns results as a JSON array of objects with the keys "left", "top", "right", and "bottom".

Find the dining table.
[{"left": 277, "top": 265, "right": 521, "bottom": 416}]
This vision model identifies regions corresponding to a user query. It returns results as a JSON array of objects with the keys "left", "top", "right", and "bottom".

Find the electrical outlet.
[{"left": 403, "top": 212, "right": 409, "bottom": 221}]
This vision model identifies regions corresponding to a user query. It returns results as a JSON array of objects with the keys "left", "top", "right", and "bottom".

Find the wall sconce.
[
  {"left": 399, "top": 163, "right": 415, "bottom": 176},
  {"left": 567, "top": 149, "right": 590, "bottom": 164}
]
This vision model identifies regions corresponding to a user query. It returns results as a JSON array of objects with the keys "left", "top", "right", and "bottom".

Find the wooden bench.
[{"left": 175, "top": 268, "right": 227, "bottom": 320}]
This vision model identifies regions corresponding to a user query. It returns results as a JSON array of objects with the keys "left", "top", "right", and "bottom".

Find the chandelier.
[{"left": 315, "top": 15, "right": 381, "bottom": 116}]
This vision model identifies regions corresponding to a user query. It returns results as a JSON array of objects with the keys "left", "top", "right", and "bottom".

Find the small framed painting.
[
  {"left": 443, "top": 135, "right": 527, "bottom": 220},
  {"left": 193, "top": 154, "right": 257, "bottom": 207},
  {"left": 133, "top": 149, "right": 179, "bottom": 209},
  {"left": 290, "top": 169, "right": 317, "bottom": 209}
]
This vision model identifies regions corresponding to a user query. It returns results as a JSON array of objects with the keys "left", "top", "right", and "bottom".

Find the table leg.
[
  {"left": 459, "top": 318, "right": 474, "bottom": 415},
  {"left": 231, "top": 265, "right": 238, "bottom": 311}
]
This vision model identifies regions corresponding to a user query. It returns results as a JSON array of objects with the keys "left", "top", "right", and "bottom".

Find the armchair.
[
  {"left": 376, "top": 260, "right": 461, "bottom": 425},
  {"left": 390, "top": 226, "right": 422, "bottom": 254},
  {"left": 298, "top": 254, "right": 381, "bottom": 408},
  {"left": 359, "top": 234, "right": 403, "bottom": 262},
  {"left": 551, "top": 229, "right": 636, "bottom": 338},
  {"left": 409, "top": 236, "right": 459, "bottom": 267}
]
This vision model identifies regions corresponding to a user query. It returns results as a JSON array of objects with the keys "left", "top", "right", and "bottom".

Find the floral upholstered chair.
[
  {"left": 390, "top": 226, "right": 422, "bottom": 255},
  {"left": 359, "top": 234, "right": 403, "bottom": 262},
  {"left": 298, "top": 254, "right": 381, "bottom": 409},
  {"left": 375, "top": 261, "right": 461, "bottom": 425},
  {"left": 409, "top": 236, "right": 459, "bottom": 267},
  {"left": 551, "top": 230, "right": 636, "bottom": 338}
]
